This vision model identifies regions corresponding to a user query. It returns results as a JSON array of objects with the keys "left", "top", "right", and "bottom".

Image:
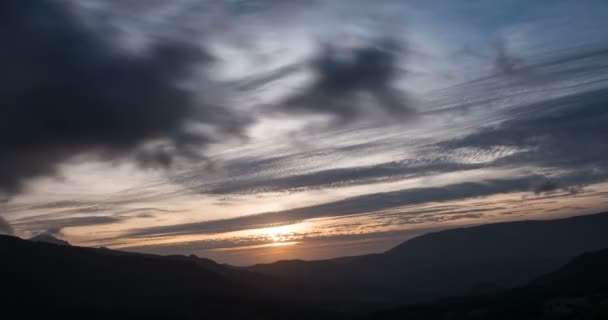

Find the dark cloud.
[
  {"left": 45, "top": 226, "right": 64, "bottom": 237},
  {"left": 14, "top": 216, "right": 123, "bottom": 235},
  {"left": 531, "top": 178, "right": 560, "bottom": 195},
  {"left": 0, "top": 216, "right": 14, "bottom": 235},
  {"left": 0, "top": 0, "right": 247, "bottom": 196},
  {"left": 531, "top": 177, "right": 584, "bottom": 195},
  {"left": 281, "top": 39, "right": 413, "bottom": 122},
  {"left": 493, "top": 39, "right": 528, "bottom": 75},
  {"left": 233, "top": 63, "right": 304, "bottom": 92},
  {"left": 28, "top": 200, "right": 92, "bottom": 210}
]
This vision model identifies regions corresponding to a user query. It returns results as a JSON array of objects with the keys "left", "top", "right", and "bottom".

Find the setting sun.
[{"left": 259, "top": 225, "right": 296, "bottom": 242}]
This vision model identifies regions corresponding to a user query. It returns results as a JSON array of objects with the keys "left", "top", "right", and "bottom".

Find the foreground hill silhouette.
[
  {"left": 249, "top": 212, "right": 608, "bottom": 304},
  {"left": 3, "top": 212, "right": 608, "bottom": 318},
  {"left": 368, "top": 248, "right": 608, "bottom": 319},
  {"left": 0, "top": 235, "right": 339, "bottom": 319}
]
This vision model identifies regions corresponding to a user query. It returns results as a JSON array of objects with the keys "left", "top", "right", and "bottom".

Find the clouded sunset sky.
[{"left": 2, "top": 0, "right": 608, "bottom": 265}]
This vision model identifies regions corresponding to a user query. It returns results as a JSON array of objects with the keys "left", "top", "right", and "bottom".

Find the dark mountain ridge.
[
  {"left": 4, "top": 211, "right": 608, "bottom": 318},
  {"left": 249, "top": 212, "right": 608, "bottom": 304},
  {"left": 0, "top": 234, "right": 340, "bottom": 319},
  {"left": 368, "top": 248, "right": 608, "bottom": 319}
]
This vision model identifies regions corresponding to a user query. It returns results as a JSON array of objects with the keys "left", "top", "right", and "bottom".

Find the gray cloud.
[
  {"left": 233, "top": 63, "right": 305, "bottom": 92},
  {"left": 281, "top": 39, "right": 413, "bottom": 122},
  {"left": 0, "top": 216, "right": 14, "bottom": 235},
  {"left": 445, "top": 88, "right": 608, "bottom": 177},
  {"left": 186, "top": 49, "right": 608, "bottom": 196},
  {"left": 202, "top": 160, "right": 484, "bottom": 195},
  {"left": 14, "top": 216, "right": 123, "bottom": 235},
  {"left": 493, "top": 39, "right": 528, "bottom": 76},
  {"left": 199, "top": 86, "right": 608, "bottom": 195},
  {"left": 125, "top": 175, "right": 564, "bottom": 238},
  {"left": 45, "top": 226, "right": 64, "bottom": 237},
  {"left": 28, "top": 200, "right": 93, "bottom": 210},
  {"left": 0, "top": 0, "right": 249, "bottom": 196},
  {"left": 531, "top": 178, "right": 560, "bottom": 194},
  {"left": 530, "top": 177, "right": 583, "bottom": 195}
]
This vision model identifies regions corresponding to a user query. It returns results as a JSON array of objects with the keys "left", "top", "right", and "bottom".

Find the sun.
[{"left": 261, "top": 225, "right": 296, "bottom": 242}]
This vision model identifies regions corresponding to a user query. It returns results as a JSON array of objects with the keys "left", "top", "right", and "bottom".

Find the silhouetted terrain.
[
  {"left": 3, "top": 212, "right": 608, "bottom": 319},
  {"left": 250, "top": 212, "right": 608, "bottom": 305},
  {"left": 367, "top": 248, "right": 608, "bottom": 319},
  {"left": 0, "top": 235, "right": 341, "bottom": 319}
]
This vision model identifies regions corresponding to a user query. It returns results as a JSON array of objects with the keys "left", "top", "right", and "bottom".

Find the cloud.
[
  {"left": 13, "top": 216, "right": 124, "bottom": 235},
  {"left": 202, "top": 160, "right": 484, "bottom": 195},
  {"left": 120, "top": 226, "right": 438, "bottom": 257},
  {"left": 0, "top": 216, "right": 14, "bottom": 235},
  {"left": 193, "top": 47, "right": 608, "bottom": 197},
  {"left": 196, "top": 84, "right": 608, "bottom": 195},
  {"left": 530, "top": 177, "right": 584, "bottom": 195},
  {"left": 45, "top": 226, "right": 64, "bottom": 237},
  {"left": 28, "top": 200, "right": 93, "bottom": 210},
  {"left": 281, "top": 39, "right": 414, "bottom": 122},
  {"left": 531, "top": 178, "right": 561, "bottom": 195},
  {"left": 445, "top": 88, "right": 608, "bottom": 177},
  {"left": 493, "top": 39, "right": 528, "bottom": 75},
  {"left": 233, "top": 63, "right": 305, "bottom": 92},
  {"left": 185, "top": 72, "right": 608, "bottom": 196},
  {"left": 125, "top": 175, "right": 565, "bottom": 238},
  {"left": 0, "top": 0, "right": 248, "bottom": 196}
]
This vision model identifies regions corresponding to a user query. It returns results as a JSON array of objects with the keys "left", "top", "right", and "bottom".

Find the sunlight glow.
[
  {"left": 258, "top": 225, "right": 297, "bottom": 242},
  {"left": 210, "top": 241, "right": 300, "bottom": 252}
]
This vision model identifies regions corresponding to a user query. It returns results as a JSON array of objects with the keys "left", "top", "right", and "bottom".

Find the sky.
[{"left": 2, "top": 0, "right": 608, "bottom": 265}]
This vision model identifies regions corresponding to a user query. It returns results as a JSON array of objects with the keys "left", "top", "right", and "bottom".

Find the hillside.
[
  {"left": 368, "top": 248, "right": 608, "bottom": 319},
  {"left": 250, "top": 212, "right": 608, "bottom": 304},
  {"left": 0, "top": 235, "right": 339, "bottom": 319},
  {"left": 4, "top": 212, "right": 608, "bottom": 318}
]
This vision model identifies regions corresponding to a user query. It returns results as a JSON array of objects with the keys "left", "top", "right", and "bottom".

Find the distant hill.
[
  {"left": 249, "top": 212, "right": 608, "bottom": 305},
  {"left": 0, "top": 235, "right": 340, "bottom": 319},
  {"left": 367, "top": 248, "right": 608, "bottom": 319},
  {"left": 4, "top": 212, "right": 608, "bottom": 318},
  {"left": 29, "top": 233, "right": 71, "bottom": 246}
]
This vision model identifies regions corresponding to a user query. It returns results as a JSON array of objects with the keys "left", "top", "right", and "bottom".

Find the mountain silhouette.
[
  {"left": 249, "top": 212, "right": 608, "bottom": 305},
  {"left": 3, "top": 212, "right": 608, "bottom": 318},
  {"left": 0, "top": 234, "right": 340, "bottom": 319},
  {"left": 368, "top": 248, "right": 608, "bottom": 319}
]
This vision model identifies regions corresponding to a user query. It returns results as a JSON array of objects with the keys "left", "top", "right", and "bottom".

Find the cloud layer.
[{"left": 4, "top": 0, "right": 608, "bottom": 264}]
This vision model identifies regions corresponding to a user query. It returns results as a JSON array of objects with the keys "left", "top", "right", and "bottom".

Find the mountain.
[
  {"left": 29, "top": 233, "right": 71, "bottom": 246},
  {"left": 249, "top": 212, "right": 608, "bottom": 305},
  {"left": 0, "top": 235, "right": 341, "bottom": 319},
  {"left": 3, "top": 212, "right": 608, "bottom": 318},
  {"left": 367, "top": 248, "right": 608, "bottom": 319}
]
